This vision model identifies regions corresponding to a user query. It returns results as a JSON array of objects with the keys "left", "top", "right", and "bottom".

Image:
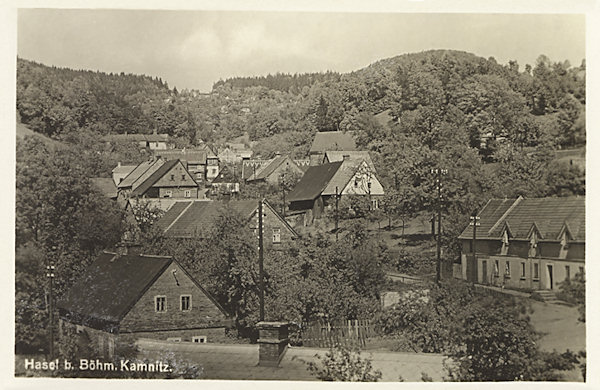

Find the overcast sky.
[{"left": 17, "top": 10, "right": 585, "bottom": 92}]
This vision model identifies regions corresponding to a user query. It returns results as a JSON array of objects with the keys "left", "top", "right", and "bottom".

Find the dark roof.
[
  {"left": 157, "top": 200, "right": 258, "bottom": 237},
  {"left": 459, "top": 197, "right": 585, "bottom": 241},
  {"left": 131, "top": 160, "right": 196, "bottom": 196},
  {"left": 90, "top": 178, "right": 117, "bottom": 198},
  {"left": 309, "top": 131, "right": 356, "bottom": 153},
  {"left": 157, "top": 199, "right": 297, "bottom": 238},
  {"left": 247, "top": 156, "right": 300, "bottom": 182},
  {"left": 287, "top": 162, "right": 342, "bottom": 202},
  {"left": 57, "top": 252, "right": 173, "bottom": 323},
  {"left": 118, "top": 160, "right": 159, "bottom": 189},
  {"left": 211, "top": 165, "right": 239, "bottom": 184}
]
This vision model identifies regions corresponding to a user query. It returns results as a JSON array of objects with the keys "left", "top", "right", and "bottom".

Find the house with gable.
[
  {"left": 210, "top": 165, "right": 240, "bottom": 197},
  {"left": 155, "top": 199, "right": 298, "bottom": 248},
  {"left": 458, "top": 196, "right": 585, "bottom": 292},
  {"left": 57, "top": 247, "right": 232, "bottom": 358},
  {"left": 308, "top": 131, "right": 356, "bottom": 165},
  {"left": 287, "top": 158, "right": 384, "bottom": 225},
  {"left": 153, "top": 146, "right": 220, "bottom": 184},
  {"left": 117, "top": 158, "right": 199, "bottom": 204},
  {"left": 246, "top": 154, "right": 304, "bottom": 186}
]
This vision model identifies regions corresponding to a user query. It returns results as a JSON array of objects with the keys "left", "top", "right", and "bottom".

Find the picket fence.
[{"left": 301, "top": 319, "right": 375, "bottom": 348}]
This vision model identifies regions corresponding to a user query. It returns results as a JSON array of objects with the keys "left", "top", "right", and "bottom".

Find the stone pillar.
[{"left": 256, "top": 322, "right": 289, "bottom": 367}]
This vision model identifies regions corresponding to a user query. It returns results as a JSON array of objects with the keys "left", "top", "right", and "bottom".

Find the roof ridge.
[
  {"left": 487, "top": 196, "right": 523, "bottom": 235},
  {"left": 164, "top": 201, "right": 195, "bottom": 233}
]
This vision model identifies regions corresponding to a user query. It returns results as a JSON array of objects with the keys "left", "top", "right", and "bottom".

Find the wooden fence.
[{"left": 301, "top": 319, "right": 375, "bottom": 348}]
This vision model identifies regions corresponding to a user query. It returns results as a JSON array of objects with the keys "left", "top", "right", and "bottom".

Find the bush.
[{"left": 306, "top": 345, "right": 382, "bottom": 382}]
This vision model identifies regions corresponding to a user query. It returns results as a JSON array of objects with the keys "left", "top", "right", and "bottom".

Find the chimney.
[
  {"left": 256, "top": 322, "right": 289, "bottom": 367},
  {"left": 117, "top": 162, "right": 121, "bottom": 167}
]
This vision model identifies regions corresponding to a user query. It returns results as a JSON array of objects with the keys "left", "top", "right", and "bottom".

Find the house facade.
[
  {"left": 154, "top": 147, "right": 220, "bottom": 185},
  {"left": 458, "top": 197, "right": 585, "bottom": 291},
  {"left": 117, "top": 159, "right": 199, "bottom": 203},
  {"left": 210, "top": 166, "right": 240, "bottom": 197},
  {"left": 287, "top": 158, "right": 385, "bottom": 224},
  {"left": 57, "top": 249, "right": 231, "bottom": 358}
]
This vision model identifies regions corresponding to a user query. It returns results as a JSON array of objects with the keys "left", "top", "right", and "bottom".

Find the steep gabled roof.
[
  {"left": 130, "top": 160, "right": 197, "bottom": 196},
  {"left": 212, "top": 165, "right": 240, "bottom": 184},
  {"left": 287, "top": 162, "right": 342, "bottom": 202},
  {"left": 459, "top": 197, "right": 585, "bottom": 241},
  {"left": 309, "top": 131, "right": 356, "bottom": 153},
  {"left": 57, "top": 252, "right": 173, "bottom": 324},
  {"left": 118, "top": 160, "right": 160, "bottom": 189},
  {"left": 247, "top": 155, "right": 300, "bottom": 182},
  {"left": 156, "top": 199, "right": 298, "bottom": 239},
  {"left": 322, "top": 159, "right": 383, "bottom": 196}
]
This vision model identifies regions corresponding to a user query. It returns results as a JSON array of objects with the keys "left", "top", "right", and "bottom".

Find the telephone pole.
[
  {"left": 257, "top": 199, "right": 265, "bottom": 321},
  {"left": 431, "top": 168, "right": 447, "bottom": 285},
  {"left": 335, "top": 186, "right": 339, "bottom": 241}
]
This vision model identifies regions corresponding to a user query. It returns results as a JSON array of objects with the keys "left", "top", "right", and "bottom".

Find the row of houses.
[{"left": 457, "top": 196, "right": 585, "bottom": 292}]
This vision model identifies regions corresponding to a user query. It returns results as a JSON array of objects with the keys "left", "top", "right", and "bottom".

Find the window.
[
  {"left": 155, "top": 296, "right": 166, "bottom": 312},
  {"left": 579, "top": 266, "right": 584, "bottom": 275},
  {"left": 170, "top": 174, "right": 175, "bottom": 181},
  {"left": 372, "top": 199, "right": 379, "bottom": 210},
  {"left": 164, "top": 190, "right": 173, "bottom": 198},
  {"left": 565, "top": 265, "right": 571, "bottom": 280},
  {"left": 500, "top": 230, "right": 509, "bottom": 255},
  {"left": 533, "top": 263, "right": 539, "bottom": 280},
  {"left": 504, "top": 261, "right": 510, "bottom": 277},
  {"left": 520, "top": 262, "right": 526, "bottom": 279},
  {"left": 184, "top": 190, "right": 191, "bottom": 198},
  {"left": 192, "top": 336, "right": 207, "bottom": 343},
  {"left": 494, "top": 260, "right": 499, "bottom": 276},
  {"left": 272, "top": 228, "right": 281, "bottom": 243},
  {"left": 182, "top": 174, "right": 186, "bottom": 181},
  {"left": 180, "top": 295, "right": 191, "bottom": 311}
]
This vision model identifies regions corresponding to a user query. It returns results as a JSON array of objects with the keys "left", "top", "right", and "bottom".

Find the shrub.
[{"left": 306, "top": 345, "right": 382, "bottom": 382}]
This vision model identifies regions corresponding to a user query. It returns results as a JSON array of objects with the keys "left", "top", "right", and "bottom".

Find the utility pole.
[
  {"left": 46, "top": 258, "right": 56, "bottom": 359},
  {"left": 335, "top": 186, "right": 339, "bottom": 241},
  {"left": 258, "top": 199, "right": 265, "bottom": 321},
  {"left": 469, "top": 214, "right": 481, "bottom": 282},
  {"left": 431, "top": 168, "right": 447, "bottom": 285}
]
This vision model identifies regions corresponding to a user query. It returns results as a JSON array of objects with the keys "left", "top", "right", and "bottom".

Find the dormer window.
[
  {"left": 500, "top": 230, "right": 510, "bottom": 255},
  {"left": 528, "top": 232, "right": 538, "bottom": 258},
  {"left": 559, "top": 232, "right": 569, "bottom": 259}
]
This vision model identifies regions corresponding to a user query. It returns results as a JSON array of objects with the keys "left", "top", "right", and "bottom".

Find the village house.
[
  {"left": 102, "top": 132, "right": 175, "bottom": 150},
  {"left": 111, "top": 162, "right": 137, "bottom": 186},
  {"left": 287, "top": 158, "right": 385, "bottom": 225},
  {"left": 308, "top": 131, "right": 356, "bottom": 166},
  {"left": 458, "top": 196, "right": 585, "bottom": 292},
  {"left": 57, "top": 247, "right": 232, "bottom": 358},
  {"left": 218, "top": 142, "right": 253, "bottom": 164},
  {"left": 117, "top": 159, "right": 199, "bottom": 204},
  {"left": 210, "top": 165, "right": 240, "bottom": 198},
  {"left": 155, "top": 199, "right": 298, "bottom": 248},
  {"left": 246, "top": 154, "right": 304, "bottom": 186},
  {"left": 153, "top": 146, "right": 220, "bottom": 184}
]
